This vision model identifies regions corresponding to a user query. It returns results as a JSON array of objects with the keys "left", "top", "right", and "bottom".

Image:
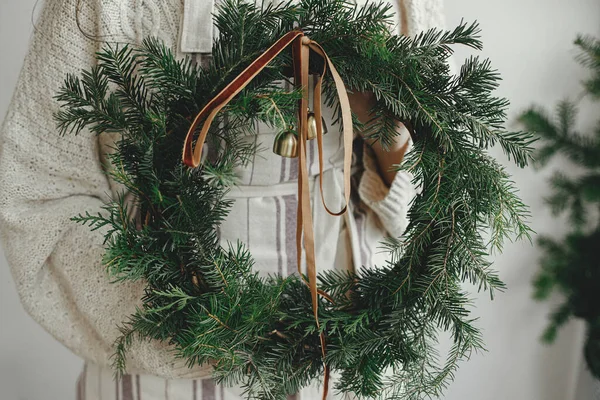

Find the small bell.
[
  {"left": 307, "top": 111, "right": 318, "bottom": 140},
  {"left": 273, "top": 129, "right": 298, "bottom": 158},
  {"left": 191, "top": 271, "right": 200, "bottom": 287},
  {"left": 306, "top": 110, "right": 329, "bottom": 139}
]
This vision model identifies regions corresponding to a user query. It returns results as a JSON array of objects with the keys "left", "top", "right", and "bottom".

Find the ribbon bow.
[{"left": 182, "top": 30, "right": 354, "bottom": 397}]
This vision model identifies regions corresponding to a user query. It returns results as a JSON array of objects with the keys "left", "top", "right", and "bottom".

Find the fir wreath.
[{"left": 54, "top": 0, "right": 534, "bottom": 398}]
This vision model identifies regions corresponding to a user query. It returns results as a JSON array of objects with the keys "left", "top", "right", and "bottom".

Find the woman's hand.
[{"left": 347, "top": 90, "right": 411, "bottom": 187}]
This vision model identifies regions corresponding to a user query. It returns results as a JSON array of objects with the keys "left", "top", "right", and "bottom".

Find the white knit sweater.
[{"left": 0, "top": 0, "right": 444, "bottom": 381}]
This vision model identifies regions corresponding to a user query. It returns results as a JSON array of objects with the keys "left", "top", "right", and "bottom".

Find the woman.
[{"left": 0, "top": 0, "right": 445, "bottom": 398}]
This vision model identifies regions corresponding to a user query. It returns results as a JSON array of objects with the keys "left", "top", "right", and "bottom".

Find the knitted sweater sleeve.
[
  {"left": 0, "top": 0, "right": 211, "bottom": 379},
  {"left": 355, "top": 0, "right": 445, "bottom": 238},
  {"left": 357, "top": 135, "right": 417, "bottom": 238}
]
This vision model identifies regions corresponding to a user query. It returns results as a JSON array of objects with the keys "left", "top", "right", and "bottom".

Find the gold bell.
[
  {"left": 306, "top": 110, "right": 328, "bottom": 140},
  {"left": 273, "top": 129, "right": 298, "bottom": 158},
  {"left": 191, "top": 271, "right": 200, "bottom": 287},
  {"left": 307, "top": 111, "right": 318, "bottom": 140}
]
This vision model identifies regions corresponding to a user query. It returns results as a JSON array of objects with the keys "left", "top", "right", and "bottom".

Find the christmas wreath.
[{"left": 55, "top": 0, "right": 534, "bottom": 398}]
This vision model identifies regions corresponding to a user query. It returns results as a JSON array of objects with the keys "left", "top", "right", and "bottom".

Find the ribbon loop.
[{"left": 307, "top": 39, "right": 353, "bottom": 218}]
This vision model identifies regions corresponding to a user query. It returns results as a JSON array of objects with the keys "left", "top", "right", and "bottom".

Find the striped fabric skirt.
[
  {"left": 76, "top": 362, "right": 314, "bottom": 400},
  {"left": 77, "top": 360, "right": 373, "bottom": 400}
]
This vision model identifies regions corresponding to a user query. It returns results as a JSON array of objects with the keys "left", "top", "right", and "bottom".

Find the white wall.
[{"left": 1, "top": 1, "right": 599, "bottom": 400}]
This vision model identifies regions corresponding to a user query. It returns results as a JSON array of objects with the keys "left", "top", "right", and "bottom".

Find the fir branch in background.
[
  {"left": 519, "top": 34, "right": 600, "bottom": 379},
  {"left": 55, "top": 0, "right": 533, "bottom": 398}
]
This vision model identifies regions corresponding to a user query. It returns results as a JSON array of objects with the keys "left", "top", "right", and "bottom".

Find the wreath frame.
[{"left": 55, "top": 0, "right": 534, "bottom": 398}]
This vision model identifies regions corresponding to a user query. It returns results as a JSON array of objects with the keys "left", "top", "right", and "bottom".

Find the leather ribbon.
[{"left": 182, "top": 29, "right": 353, "bottom": 398}]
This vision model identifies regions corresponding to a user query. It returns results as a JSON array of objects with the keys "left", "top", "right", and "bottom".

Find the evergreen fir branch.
[
  {"left": 54, "top": 67, "right": 130, "bottom": 136},
  {"left": 96, "top": 44, "right": 150, "bottom": 118},
  {"left": 138, "top": 36, "right": 201, "bottom": 107},
  {"left": 541, "top": 301, "right": 572, "bottom": 344},
  {"left": 520, "top": 101, "right": 600, "bottom": 168},
  {"left": 575, "top": 34, "right": 600, "bottom": 99}
]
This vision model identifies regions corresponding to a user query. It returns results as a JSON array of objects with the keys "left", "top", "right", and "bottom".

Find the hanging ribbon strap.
[
  {"left": 181, "top": 30, "right": 354, "bottom": 398},
  {"left": 292, "top": 35, "right": 353, "bottom": 356}
]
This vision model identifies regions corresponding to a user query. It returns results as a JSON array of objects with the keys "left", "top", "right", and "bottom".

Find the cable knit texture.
[
  {"left": 0, "top": 0, "right": 444, "bottom": 381},
  {"left": 358, "top": 139, "right": 417, "bottom": 238}
]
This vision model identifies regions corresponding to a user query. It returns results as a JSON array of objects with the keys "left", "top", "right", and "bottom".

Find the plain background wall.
[{"left": 1, "top": 1, "right": 600, "bottom": 399}]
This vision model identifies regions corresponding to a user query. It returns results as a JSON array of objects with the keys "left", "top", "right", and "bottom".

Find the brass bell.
[
  {"left": 306, "top": 110, "right": 329, "bottom": 140},
  {"left": 307, "top": 111, "right": 318, "bottom": 140},
  {"left": 191, "top": 271, "right": 200, "bottom": 287},
  {"left": 273, "top": 129, "right": 298, "bottom": 158}
]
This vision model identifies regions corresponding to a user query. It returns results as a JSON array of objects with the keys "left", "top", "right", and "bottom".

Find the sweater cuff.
[{"left": 357, "top": 141, "right": 416, "bottom": 238}]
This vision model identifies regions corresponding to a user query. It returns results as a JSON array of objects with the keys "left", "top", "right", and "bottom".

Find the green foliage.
[
  {"left": 55, "top": 0, "right": 532, "bottom": 398},
  {"left": 519, "top": 35, "right": 600, "bottom": 379}
]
